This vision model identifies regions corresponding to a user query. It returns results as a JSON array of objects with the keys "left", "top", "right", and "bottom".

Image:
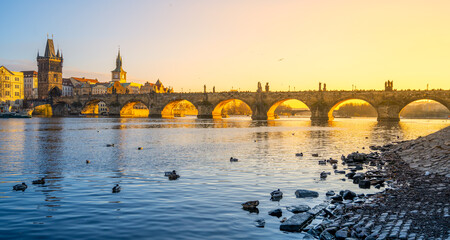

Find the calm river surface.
[{"left": 0, "top": 117, "right": 448, "bottom": 239}]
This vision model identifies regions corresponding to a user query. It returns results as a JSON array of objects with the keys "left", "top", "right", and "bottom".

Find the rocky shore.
[{"left": 266, "top": 126, "right": 450, "bottom": 239}]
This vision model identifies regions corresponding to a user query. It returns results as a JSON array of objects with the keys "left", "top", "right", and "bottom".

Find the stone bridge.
[
  {"left": 46, "top": 86, "right": 450, "bottom": 121},
  {"left": 47, "top": 87, "right": 450, "bottom": 122}
]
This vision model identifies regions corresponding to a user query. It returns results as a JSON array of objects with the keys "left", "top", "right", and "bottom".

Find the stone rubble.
[{"left": 244, "top": 127, "right": 449, "bottom": 238}]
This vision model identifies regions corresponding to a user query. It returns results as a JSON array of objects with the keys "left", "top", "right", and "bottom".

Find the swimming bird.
[
  {"left": 230, "top": 157, "right": 238, "bottom": 162},
  {"left": 112, "top": 184, "right": 121, "bottom": 193},
  {"left": 320, "top": 171, "right": 328, "bottom": 179},
  {"left": 138, "top": 147, "right": 143, "bottom": 150},
  {"left": 295, "top": 153, "right": 303, "bottom": 157},
  {"left": 270, "top": 189, "right": 283, "bottom": 200},
  {"left": 13, "top": 183, "right": 27, "bottom": 191},
  {"left": 106, "top": 144, "right": 115, "bottom": 147},
  {"left": 328, "top": 158, "right": 338, "bottom": 164},
  {"left": 32, "top": 178, "right": 45, "bottom": 184},
  {"left": 312, "top": 153, "right": 319, "bottom": 157},
  {"left": 242, "top": 200, "right": 259, "bottom": 209},
  {"left": 167, "top": 170, "right": 180, "bottom": 180},
  {"left": 86, "top": 160, "right": 90, "bottom": 164}
]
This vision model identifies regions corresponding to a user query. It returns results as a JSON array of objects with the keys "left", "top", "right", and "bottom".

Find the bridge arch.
[
  {"left": 81, "top": 99, "right": 109, "bottom": 115},
  {"left": 328, "top": 98, "right": 378, "bottom": 120},
  {"left": 120, "top": 100, "right": 150, "bottom": 118},
  {"left": 161, "top": 99, "right": 198, "bottom": 118},
  {"left": 212, "top": 99, "right": 252, "bottom": 119},
  {"left": 267, "top": 99, "right": 311, "bottom": 120},
  {"left": 32, "top": 104, "right": 53, "bottom": 116},
  {"left": 399, "top": 98, "right": 450, "bottom": 119}
]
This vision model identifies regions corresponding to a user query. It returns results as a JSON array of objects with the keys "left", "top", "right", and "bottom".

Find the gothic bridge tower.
[
  {"left": 37, "top": 38, "right": 63, "bottom": 99},
  {"left": 111, "top": 49, "right": 126, "bottom": 83}
]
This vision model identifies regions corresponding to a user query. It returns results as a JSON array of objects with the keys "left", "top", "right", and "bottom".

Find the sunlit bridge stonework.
[{"left": 46, "top": 83, "right": 449, "bottom": 122}]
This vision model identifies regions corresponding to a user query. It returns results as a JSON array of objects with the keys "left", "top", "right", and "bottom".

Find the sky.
[{"left": 1, "top": 0, "right": 449, "bottom": 92}]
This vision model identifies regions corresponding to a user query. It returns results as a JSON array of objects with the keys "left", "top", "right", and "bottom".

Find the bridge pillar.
[
  {"left": 376, "top": 104, "right": 400, "bottom": 122},
  {"left": 149, "top": 107, "right": 163, "bottom": 118},
  {"left": 251, "top": 105, "right": 268, "bottom": 120},
  {"left": 108, "top": 104, "right": 121, "bottom": 116},
  {"left": 197, "top": 102, "right": 214, "bottom": 119},
  {"left": 309, "top": 102, "right": 329, "bottom": 122}
]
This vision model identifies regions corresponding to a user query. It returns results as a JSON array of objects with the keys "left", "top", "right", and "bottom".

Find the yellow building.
[
  {"left": 140, "top": 79, "right": 173, "bottom": 93},
  {"left": 0, "top": 66, "right": 24, "bottom": 110}
]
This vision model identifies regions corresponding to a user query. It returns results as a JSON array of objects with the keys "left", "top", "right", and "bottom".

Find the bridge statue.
[{"left": 39, "top": 81, "right": 449, "bottom": 123}]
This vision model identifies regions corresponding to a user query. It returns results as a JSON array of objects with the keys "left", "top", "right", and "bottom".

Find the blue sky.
[{"left": 1, "top": 0, "right": 449, "bottom": 92}]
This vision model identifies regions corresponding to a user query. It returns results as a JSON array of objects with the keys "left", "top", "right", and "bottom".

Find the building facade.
[
  {"left": 140, "top": 80, "right": 173, "bottom": 93},
  {"left": 92, "top": 83, "right": 108, "bottom": 95},
  {"left": 37, "top": 38, "right": 63, "bottom": 99},
  {"left": 70, "top": 77, "right": 98, "bottom": 96},
  {"left": 62, "top": 78, "right": 74, "bottom": 96},
  {"left": 22, "top": 71, "right": 38, "bottom": 99},
  {"left": 0, "top": 66, "right": 24, "bottom": 109}
]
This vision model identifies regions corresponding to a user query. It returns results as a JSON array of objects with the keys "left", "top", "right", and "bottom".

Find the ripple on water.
[{"left": 0, "top": 118, "right": 448, "bottom": 239}]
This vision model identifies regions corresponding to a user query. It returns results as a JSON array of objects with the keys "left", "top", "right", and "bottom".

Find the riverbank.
[{"left": 304, "top": 126, "right": 449, "bottom": 239}]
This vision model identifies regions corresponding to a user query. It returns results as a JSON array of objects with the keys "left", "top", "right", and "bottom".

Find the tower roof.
[
  {"left": 44, "top": 39, "right": 56, "bottom": 57},
  {"left": 112, "top": 49, "right": 125, "bottom": 72}
]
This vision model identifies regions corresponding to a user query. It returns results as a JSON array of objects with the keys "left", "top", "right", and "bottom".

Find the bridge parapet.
[{"left": 46, "top": 89, "right": 449, "bottom": 121}]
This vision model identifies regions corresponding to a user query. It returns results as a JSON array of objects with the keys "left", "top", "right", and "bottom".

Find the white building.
[
  {"left": 22, "top": 71, "right": 38, "bottom": 99},
  {"left": 62, "top": 78, "right": 74, "bottom": 96}
]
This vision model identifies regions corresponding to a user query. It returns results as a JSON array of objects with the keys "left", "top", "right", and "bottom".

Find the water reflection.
[{"left": 0, "top": 117, "right": 447, "bottom": 240}]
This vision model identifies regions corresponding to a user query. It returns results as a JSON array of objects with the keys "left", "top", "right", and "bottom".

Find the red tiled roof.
[{"left": 72, "top": 77, "right": 99, "bottom": 84}]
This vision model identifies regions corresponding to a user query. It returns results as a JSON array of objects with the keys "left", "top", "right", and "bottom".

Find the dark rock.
[
  {"left": 345, "top": 172, "right": 356, "bottom": 179},
  {"left": 307, "top": 203, "right": 329, "bottom": 215},
  {"left": 287, "top": 205, "right": 311, "bottom": 213},
  {"left": 334, "top": 170, "right": 346, "bottom": 174},
  {"left": 341, "top": 221, "right": 355, "bottom": 228},
  {"left": 342, "top": 190, "right": 356, "bottom": 200},
  {"left": 326, "top": 190, "right": 335, "bottom": 196},
  {"left": 295, "top": 189, "right": 319, "bottom": 198},
  {"left": 324, "top": 227, "right": 338, "bottom": 235},
  {"left": 268, "top": 208, "right": 282, "bottom": 217},
  {"left": 331, "top": 195, "right": 343, "bottom": 202},
  {"left": 335, "top": 228, "right": 349, "bottom": 240},
  {"left": 279, "top": 212, "right": 313, "bottom": 232},
  {"left": 358, "top": 180, "right": 371, "bottom": 189},
  {"left": 354, "top": 165, "right": 363, "bottom": 170}
]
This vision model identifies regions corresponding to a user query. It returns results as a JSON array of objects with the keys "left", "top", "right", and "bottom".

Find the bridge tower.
[
  {"left": 37, "top": 38, "right": 63, "bottom": 99},
  {"left": 111, "top": 49, "right": 127, "bottom": 83}
]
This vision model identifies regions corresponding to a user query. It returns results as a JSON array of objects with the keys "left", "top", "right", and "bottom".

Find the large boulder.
[
  {"left": 268, "top": 208, "right": 282, "bottom": 217},
  {"left": 287, "top": 205, "right": 311, "bottom": 213},
  {"left": 295, "top": 189, "right": 319, "bottom": 198},
  {"left": 279, "top": 212, "right": 314, "bottom": 232}
]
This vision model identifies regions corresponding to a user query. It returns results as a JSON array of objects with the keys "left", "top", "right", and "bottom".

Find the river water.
[{"left": 0, "top": 117, "right": 448, "bottom": 239}]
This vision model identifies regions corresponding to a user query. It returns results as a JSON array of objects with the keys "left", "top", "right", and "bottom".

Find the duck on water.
[
  {"left": 13, "top": 183, "right": 27, "bottom": 191},
  {"left": 112, "top": 184, "right": 121, "bottom": 193},
  {"left": 165, "top": 170, "right": 180, "bottom": 180},
  {"left": 32, "top": 178, "right": 45, "bottom": 184}
]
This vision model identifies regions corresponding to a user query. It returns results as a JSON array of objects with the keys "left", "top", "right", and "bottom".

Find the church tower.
[
  {"left": 37, "top": 37, "right": 63, "bottom": 99},
  {"left": 111, "top": 49, "right": 126, "bottom": 83}
]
